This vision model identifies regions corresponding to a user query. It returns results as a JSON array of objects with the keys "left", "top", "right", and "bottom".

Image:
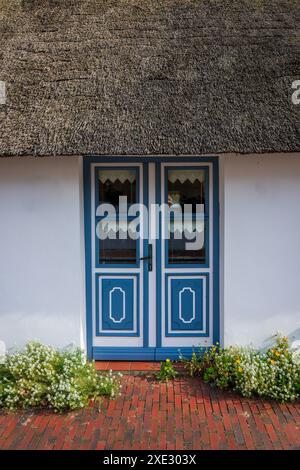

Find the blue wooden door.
[
  {"left": 155, "top": 162, "right": 220, "bottom": 359},
  {"left": 84, "top": 159, "right": 219, "bottom": 360}
]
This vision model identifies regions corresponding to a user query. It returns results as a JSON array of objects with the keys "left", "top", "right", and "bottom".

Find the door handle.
[{"left": 139, "top": 244, "right": 153, "bottom": 271}]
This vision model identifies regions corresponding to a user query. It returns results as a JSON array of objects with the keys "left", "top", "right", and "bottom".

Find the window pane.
[
  {"left": 167, "top": 169, "right": 205, "bottom": 213},
  {"left": 168, "top": 217, "right": 205, "bottom": 264},
  {"left": 98, "top": 169, "right": 137, "bottom": 208},
  {"left": 97, "top": 219, "right": 137, "bottom": 264}
]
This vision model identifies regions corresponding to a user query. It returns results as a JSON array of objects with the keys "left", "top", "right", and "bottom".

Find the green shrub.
[
  {"left": 181, "top": 335, "right": 300, "bottom": 402},
  {"left": 180, "top": 344, "right": 224, "bottom": 380},
  {"left": 0, "top": 342, "right": 122, "bottom": 411},
  {"left": 156, "top": 359, "right": 178, "bottom": 381},
  {"left": 179, "top": 349, "right": 205, "bottom": 377}
]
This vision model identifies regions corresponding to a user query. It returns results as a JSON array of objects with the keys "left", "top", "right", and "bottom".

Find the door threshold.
[{"left": 92, "top": 347, "right": 194, "bottom": 361}]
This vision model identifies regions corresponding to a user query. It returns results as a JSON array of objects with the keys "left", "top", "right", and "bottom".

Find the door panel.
[
  {"left": 96, "top": 274, "right": 139, "bottom": 336},
  {"left": 84, "top": 158, "right": 219, "bottom": 360},
  {"left": 165, "top": 274, "right": 209, "bottom": 336},
  {"left": 91, "top": 163, "right": 146, "bottom": 352},
  {"left": 159, "top": 162, "right": 215, "bottom": 351}
]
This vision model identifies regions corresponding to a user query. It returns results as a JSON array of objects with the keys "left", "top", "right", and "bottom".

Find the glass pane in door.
[
  {"left": 97, "top": 168, "right": 137, "bottom": 209},
  {"left": 168, "top": 217, "right": 205, "bottom": 264},
  {"left": 167, "top": 169, "right": 206, "bottom": 212},
  {"left": 96, "top": 167, "right": 139, "bottom": 265},
  {"left": 166, "top": 168, "right": 207, "bottom": 265},
  {"left": 97, "top": 220, "right": 137, "bottom": 264}
]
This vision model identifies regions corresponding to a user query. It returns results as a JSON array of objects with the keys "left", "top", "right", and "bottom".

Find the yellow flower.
[
  {"left": 274, "top": 351, "right": 281, "bottom": 357},
  {"left": 238, "top": 367, "right": 243, "bottom": 373},
  {"left": 166, "top": 359, "right": 171, "bottom": 363},
  {"left": 270, "top": 359, "right": 276, "bottom": 365},
  {"left": 235, "top": 358, "right": 241, "bottom": 364}
]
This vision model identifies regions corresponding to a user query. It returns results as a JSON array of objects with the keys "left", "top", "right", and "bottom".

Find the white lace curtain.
[
  {"left": 98, "top": 169, "right": 136, "bottom": 184},
  {"left": 98, "top": 169, "right": 203, "bottom": 184},
  {"left": 99, "top": 219, "right": 205, "bottom": 235},
  {"left": 169, "top": 219, "right": 205, "bottom": 234},
  {"left": 168, "top": 169, "right": 205, "bottom": 184}
]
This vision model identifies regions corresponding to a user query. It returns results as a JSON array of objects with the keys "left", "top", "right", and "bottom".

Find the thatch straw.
[{"left": 0, "top": 0, "right": 299, "bottom": 156}]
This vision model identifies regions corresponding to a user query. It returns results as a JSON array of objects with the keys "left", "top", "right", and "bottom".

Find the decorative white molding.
[
  {"left": 109, "top": 287, "right": 126, "bottom": 323},
  {"left": 179, "top": 287, "right": 195, "bottom": 324}
]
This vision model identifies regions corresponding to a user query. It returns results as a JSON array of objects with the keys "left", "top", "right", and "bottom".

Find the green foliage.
[
  {"left": 180, "top": 344, "right": 224, "bottom": 378},
  {"left": 0, "top": 342, "right": 122, "bottom": 411},
  {"left": 179, "top": 349, "right": 204, "bottom": 377},
  {"left": 156, "top": 359, "right": 178, "bottom": 382},
  {"left": 181, "top": 335, "right": 300, "bottom": 402}
]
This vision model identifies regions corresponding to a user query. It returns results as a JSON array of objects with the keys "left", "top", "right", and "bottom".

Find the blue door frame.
[{"left": 83, "top": 157, "right": 220, "bottom": 360}]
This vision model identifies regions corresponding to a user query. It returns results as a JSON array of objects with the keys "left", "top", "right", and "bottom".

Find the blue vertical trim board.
[
  {"left": 143, "top": 163, "right": 149, "bottom": 347},
  {"left": 83, "top": 156, "right": 220, "bottom": 360}
]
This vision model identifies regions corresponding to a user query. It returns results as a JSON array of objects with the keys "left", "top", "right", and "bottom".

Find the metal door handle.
[{"left": 139, "top": 244, "right": 152, "bottom": 271}]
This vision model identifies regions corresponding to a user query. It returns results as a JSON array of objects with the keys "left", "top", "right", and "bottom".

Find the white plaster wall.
[
  {"left": 1, "top": 154, "right": 300, "bottom": 353},
  {"left": 0, "top": 157, "right": 86, "bottom": 351},
  {"left": 222, "top": 155, "right": 300, "bottom": 347}
]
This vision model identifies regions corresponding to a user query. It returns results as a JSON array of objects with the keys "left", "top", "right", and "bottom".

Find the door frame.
[{"left": 83, "top": 156, "right": 220, "bottom": 360}]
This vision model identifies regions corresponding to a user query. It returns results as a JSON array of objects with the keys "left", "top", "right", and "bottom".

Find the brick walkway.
[
  {"left": 0, "top": 375, "right": 299, "bottom": 450},
  {"left": 95, "top": 361, "right": 162, "bottom": 372}
]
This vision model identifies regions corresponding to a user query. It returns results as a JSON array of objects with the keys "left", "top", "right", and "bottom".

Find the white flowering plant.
[
  {"left": 181, "top": 335, "right": 300, "bottom": 402},
  {"left": 0, "top": 342, "right": 122, "bottom": 411}
]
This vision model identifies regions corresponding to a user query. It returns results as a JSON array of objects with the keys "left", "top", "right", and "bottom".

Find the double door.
[{"left": 84, "top": 159, "right": 219, "bottom": 360}]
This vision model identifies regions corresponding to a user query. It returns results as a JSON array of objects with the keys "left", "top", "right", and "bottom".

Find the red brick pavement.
[
  {"left": 95, "top": 361, "right": 162, "bottom": 372},
  {"left": 0, "top": 375, "right": 299, "bottom": 450}
]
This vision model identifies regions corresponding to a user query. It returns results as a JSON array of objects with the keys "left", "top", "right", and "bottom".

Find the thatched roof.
[{"left": 0, "top": 0, "right": 299, "bottom": 157}]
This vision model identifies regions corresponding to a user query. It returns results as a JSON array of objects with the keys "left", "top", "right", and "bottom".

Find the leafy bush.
[
  {"left": 179, "top": 349, "right": 203, "bottom": 378},
  {"left": 156, "top": 359, "right": 178, "bottom": 381},
  {"left": 180, "top": 335, "right": 300, "bottom": 402},
  {"left": 0, "top": 342, "right": 122, "bottom": 411}
]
